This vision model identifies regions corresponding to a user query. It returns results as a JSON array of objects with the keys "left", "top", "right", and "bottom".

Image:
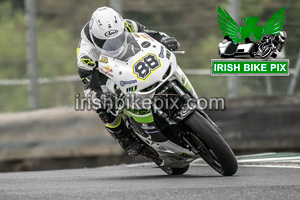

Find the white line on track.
[
  {"left": 236, "top": 152, "right": 278, "bottom": 158},
  {"left": 238, "top": 156, "right": 300, "bottom": 163},
  {"left": 240, "top": 165, "right": 300, "bottom": 169}
]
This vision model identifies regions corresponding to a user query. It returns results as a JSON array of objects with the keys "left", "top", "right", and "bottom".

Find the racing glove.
[
  {"left": 161, "top": 36, "right": 180, "bottom": 51},
  {"left": 95, "top": 92, "right": 117, "bottom": 124}
]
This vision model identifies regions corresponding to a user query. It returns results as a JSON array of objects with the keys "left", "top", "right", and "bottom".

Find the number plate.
[{"left": 132, "top": 53, "right": 161, "bottom": 81}]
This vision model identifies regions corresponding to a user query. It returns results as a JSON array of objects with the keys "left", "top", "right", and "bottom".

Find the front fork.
[
  {"left": 168, "top": 80, "right": 197, "bottom": 122},
  {"left": 171, "top": 79, "right": 222, "bottom": 134},
  {"left": 180, "top": 72, "right": 198, "bottom": 100},
  {"left": 152, "top": 80, "right": 197, "bottom": 126},
  {"left": 153, "top": 80, "right": 221, "bottom": 139}
]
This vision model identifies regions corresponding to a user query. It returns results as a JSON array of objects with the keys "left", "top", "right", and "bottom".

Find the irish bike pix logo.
[{"left": 211, "top": 6, "right": 289, "bottom": 76}]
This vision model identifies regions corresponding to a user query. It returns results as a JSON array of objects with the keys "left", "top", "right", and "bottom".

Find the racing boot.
[{"left": 104, "top": 115, "right": 143, "bottom": 156}]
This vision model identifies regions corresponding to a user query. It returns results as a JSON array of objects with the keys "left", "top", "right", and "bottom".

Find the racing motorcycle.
[{"left": 97, "top": 32, "right": 238, "bottom": 176}]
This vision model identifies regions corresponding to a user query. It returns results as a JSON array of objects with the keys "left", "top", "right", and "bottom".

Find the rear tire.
[
  {"left": 183, "top": 111, "right": 238, "bottom": 176},
  {"left": 161, "top": 165, "right": 190, "bottom": 175}
]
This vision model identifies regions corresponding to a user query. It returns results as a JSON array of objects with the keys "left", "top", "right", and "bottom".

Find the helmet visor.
[
  {"left": 91, "top": 34, "right": 106, "bottom": 49},
  {"left": 101, "top": 32, "right": 126, "bottom": 57},
  {"left": 101, "top": 32, "right": 141, "bottom": 61}
]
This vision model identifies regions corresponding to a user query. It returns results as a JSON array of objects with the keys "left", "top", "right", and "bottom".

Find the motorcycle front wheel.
[{"left": 183, "top": 111, "right": 238, "bottom": 176}]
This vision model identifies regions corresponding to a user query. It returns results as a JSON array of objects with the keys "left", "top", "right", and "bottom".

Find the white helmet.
[
  {"left": 89, "top": 7, "right": 125, "bottom": 50},
  {"left": 279, "top": 31, "right": 287, "bottom": 43}
]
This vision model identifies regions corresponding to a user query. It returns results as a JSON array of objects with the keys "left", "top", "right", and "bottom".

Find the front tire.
[
  {"left": 183, "top": 111, "right": 238, "bottom": 176},
  {"left": 260, "top": 46, "right": 272, "bottom": 58}
]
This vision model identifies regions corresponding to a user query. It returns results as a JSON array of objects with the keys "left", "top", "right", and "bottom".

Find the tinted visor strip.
[{"left": 92, "top": 34, "right": 106, "bottom": 48}]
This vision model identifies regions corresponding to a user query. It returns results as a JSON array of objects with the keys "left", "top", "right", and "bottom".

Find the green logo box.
[{"left": 211, "top": 59, "right": 289, "bottom": 76}]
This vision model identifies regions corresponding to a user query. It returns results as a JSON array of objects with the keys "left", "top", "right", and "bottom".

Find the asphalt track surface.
[{"left": 1, "top": 153, "right": 300, "bottom": 200}]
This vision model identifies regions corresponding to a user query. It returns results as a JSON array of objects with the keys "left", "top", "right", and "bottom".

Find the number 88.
[{"left": 133, "top": 54, "right": 161, "bottom": 80}]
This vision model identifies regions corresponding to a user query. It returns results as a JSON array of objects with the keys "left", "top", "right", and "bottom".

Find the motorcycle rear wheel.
[
  {"left": 160, "top": 165, "right": 190, "bottom": 175},
  {"left": 183, "top": 111, "right": 238, "bottom": 176}
]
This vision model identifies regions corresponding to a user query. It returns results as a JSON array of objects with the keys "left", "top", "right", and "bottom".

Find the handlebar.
[{"left": 172, "top": 51, "right": 185, "bottom": 54}]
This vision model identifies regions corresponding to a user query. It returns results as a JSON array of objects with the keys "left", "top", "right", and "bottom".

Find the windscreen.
[{"left": 101, "top": 32, "right": 141, "bottom": 62}]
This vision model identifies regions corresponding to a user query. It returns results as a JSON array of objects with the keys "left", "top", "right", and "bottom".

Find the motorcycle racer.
[
  {"left": 76, "top": 7, "right": 180, "bottom": 156},
  {"left": 257, "top": 31, "right": 287, "bottom": 58}
]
